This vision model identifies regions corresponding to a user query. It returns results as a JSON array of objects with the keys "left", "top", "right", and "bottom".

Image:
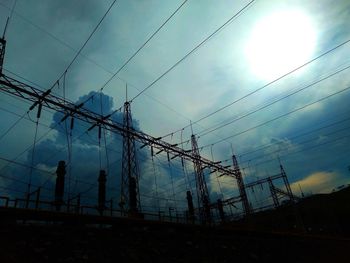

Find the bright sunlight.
[{"left": 245, "top": 9, "right": 317, "bottom": 80}]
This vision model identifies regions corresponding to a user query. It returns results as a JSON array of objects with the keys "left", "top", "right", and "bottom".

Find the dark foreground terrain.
[
  {"left": 1, "top": 187, "right": 350, "bottom": 262},
  {"left": 240, "top": 185, "right": 350, "bottom": 236},
  {"left": 0, "top": 221, "right": 349, "bottom": 263}
]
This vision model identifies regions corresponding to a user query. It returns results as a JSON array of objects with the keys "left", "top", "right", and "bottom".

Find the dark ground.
[
  {"left": 0, "top": 222, "right": 349, "bottom": 263},
  {"left": 1, "top": 187, "right": 350, "bottom": 262},
  {"left": 239, "top": 186, "right": 350, "bottom": 236}
]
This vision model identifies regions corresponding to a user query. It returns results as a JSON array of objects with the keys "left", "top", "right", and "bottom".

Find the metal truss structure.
[{"left": 0, "top": 34, "right": 250, "bottom": 217}]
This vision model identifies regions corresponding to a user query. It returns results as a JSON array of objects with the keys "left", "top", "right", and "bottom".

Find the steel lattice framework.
[
  {"left": 244, "top": 165, "right": 299, "bottom": 208},
  {"left": 0, "top": 37, "right": 251, "bottom": 217},
  {"left": 0, "top": 74, "right": 244, "bottom": 179},
  {"left": 191, "top": 134, "right": 211, "bottom": 223},
  {"left": 232, "top": 154, "right": 251, "bottom": 215},
  {"left": 120, "top": 101, "right": 141, "bottom": 214}
]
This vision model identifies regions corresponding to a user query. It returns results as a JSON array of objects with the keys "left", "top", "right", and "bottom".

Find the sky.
[{"left": 0, "top": 0, "right": 349, "bottom": 216}]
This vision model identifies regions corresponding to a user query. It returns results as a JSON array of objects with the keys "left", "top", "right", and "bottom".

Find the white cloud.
[{"left": 290, "top": 171, "right": 349, "bottom": 194}]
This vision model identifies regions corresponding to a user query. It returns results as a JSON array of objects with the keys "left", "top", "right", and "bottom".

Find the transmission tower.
[
  {"left": 0, "top": 33, "right": 253, "bottom": 218},
  {"left": 280, "top": 164, "right": 294, "bottom": 202},
  {"left": 120, "top": 101, "right": 141, "bottom": 215},
  {"left": 267, "top": 177, "right": 280, "bottom": 208},
  {"left": 191, "top": 134, "right": 211, "bottom": 224},
  {"left": 232, "top": 154, "right": 251, "bottom": 215}
]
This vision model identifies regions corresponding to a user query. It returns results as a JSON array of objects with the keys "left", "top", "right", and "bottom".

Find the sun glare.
[{"left": 245, "top": 10, "right": 317, "bottom": 80}]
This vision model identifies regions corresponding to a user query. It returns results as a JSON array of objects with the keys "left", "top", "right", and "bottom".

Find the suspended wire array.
[
  {"left": 200, "top": 84, "right": 350, "bottom": 148},
  {"left": 2, "top": 0, "right": 348, "bottom": 156},
  {"left": 129, "top": 0, "right": 256, "bottom": 103},
  {"left": 197, "top": 64, "right": 350, "bottom": 137},
  {"left": 161, "top": 38, "right": 350, "bottom": 142},
  {"left": 0, "top": 0, "right": 349, "bottom": 218},
  {"left": 50, "top": 0, "right": 118, "bottom": 95}
]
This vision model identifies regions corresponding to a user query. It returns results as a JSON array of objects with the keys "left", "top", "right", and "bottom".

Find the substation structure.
[{"left": 0, "top": 35, "right": 297, "bottom": 224}]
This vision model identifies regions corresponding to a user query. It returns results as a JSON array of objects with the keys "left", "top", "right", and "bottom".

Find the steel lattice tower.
[
  {"left": 191, "top": 134, "right": 211, "bottom": 224},
  {"left": 232, "top": 154, "right": 251, "bottom": 215},
  {"left": 268, "top": 177, "right": 280, "bottom": 208},
  {"left": 120, "top": 101, "right": 141, "bottom": 214},
  {"left": 280, "top": 164, "right": 294, "bottom": 202}
]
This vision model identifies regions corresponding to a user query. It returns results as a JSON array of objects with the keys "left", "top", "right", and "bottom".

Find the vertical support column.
[
  {"left": 268, "top": 177, "right": 279, "bottom": 208},
  {"left": 55, "top": 161, "right": 66, "bottom": 211},
  {"left": 191, "top": 134, "right": 211, "bottom": 224},
  {"left": 121, "top": 101, "right": 141, "bottom": 216},
  {"left": 232, "top": 154, "right": 250, "bottom": 216},
  {"left": 186, "top": 190, "right": 195, "bottom": 223},
  {"left": 98, "top": 170, "right": 107, "bottom": 215}
]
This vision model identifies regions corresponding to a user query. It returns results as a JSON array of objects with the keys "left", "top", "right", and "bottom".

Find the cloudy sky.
[{"left": 0, "top": 0, "right": 349, "bottom": 215}]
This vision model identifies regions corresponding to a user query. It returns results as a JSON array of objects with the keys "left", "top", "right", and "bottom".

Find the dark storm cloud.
[
  {"left": 2, "top": 92, "right": 125, "bottom": 201},
  {"left": 1, "top": 0, "right": 113, "bottom": 92},
  {"left": 1, "top": 90, "right": 184, "bottom": 211},
  {"left": 52, "top": 91, "right": 117, "bottom": 143}
]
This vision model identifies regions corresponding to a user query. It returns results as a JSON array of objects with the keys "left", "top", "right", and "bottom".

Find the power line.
[
  {"left": 1, "top": 0, "right": 119, "bottom": 99},
  {"left": 63, "top": 0, "right": 189, "bottom": 118},
  {"left": 1, "top": 1, "right": 230, "bottom": 150},
  {"left": 161, "top": 38, "right": 350, "bottom": 140},
  {"left": 0, "top": 111, "right": 26, "bottom": 141},
  {"left": 240, "top": 125, "right": 350, "bottom": 165},
  {"left": 245, "top": 134, "right": 350, "bottom": 171},
  {"left": 0, "top": 4, "right": 192, "bottom": 126},
  {"left": 129, "top": 0, "right": 256, "bottom": 102},
  {"left": 198, "top": 64, "right": 350, "bottom": 137},
  {"left": 98, "top": 0, "right": 188, "bottom": 93},
  {"left": 0, "top": 173, "right": 54, "bottom": 194},
  {"left": 0, "top": 110, "right": 97, "bottom": 175},
  {"left": 238, "top": 114, "right": 350, "bottom": 158},
  {"left": 3, "top": 68, "right": 75, "bottom": 102},
  {"left": 0, "top": 155, "right": 55, "bottom": 175},
  {"left": 52, "top": 0, "right": 118, "bottom": 87},
  {"left": 201, "top": 85, "right": 350, "bottom": 148}
]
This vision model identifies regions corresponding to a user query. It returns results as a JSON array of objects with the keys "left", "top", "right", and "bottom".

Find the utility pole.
[
  {"left": 55, "top": 161, "right": 66, "bottom": 211},
  {"left": 120, "top": 101, "right": 141, "bottom": 215},
  {"left": 191, "top": 134, "right": 211, "bottom": 224}
]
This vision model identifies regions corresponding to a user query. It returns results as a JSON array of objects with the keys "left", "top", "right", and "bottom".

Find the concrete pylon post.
[{"left": 55, "top": 161, "right": 66, "bottom": 211}]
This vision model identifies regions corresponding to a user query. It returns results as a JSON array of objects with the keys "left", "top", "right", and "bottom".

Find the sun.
[{"left": 245, "top": 9, "right": 317, "bottom": 80}]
